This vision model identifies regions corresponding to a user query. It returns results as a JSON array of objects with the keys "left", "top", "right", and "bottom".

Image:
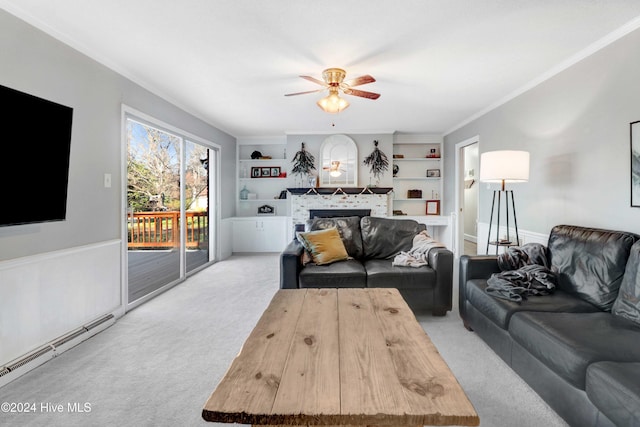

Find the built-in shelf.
[
  {"left": 239, "top": 177, "right": 287, "bottom": 181},
  {"left": 393, "top": 177, "right": 441, "bottom": 181},
  {"left": 392, "top": 135, "right": 443, "bottom": 216},
  {"left": 392, "top": 157, "right": 441, "bottom": 161},
  {"left": 238, "top": 158, "right": 286, "bottom": 162},
  {"left": 237, "top": 138, "right": 289, "bottom": 217},
  {"left": 239, "top": 199, "right": 287, "bottom": 203}
]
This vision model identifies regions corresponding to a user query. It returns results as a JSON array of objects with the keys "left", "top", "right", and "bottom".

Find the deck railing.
[{"left": 127, "top": 211, "right": 208, "bottom": 249}]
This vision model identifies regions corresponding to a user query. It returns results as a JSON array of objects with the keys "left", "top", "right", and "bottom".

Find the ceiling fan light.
[{"left": 317, "top": 91, "right": 349, "bottom": 113}]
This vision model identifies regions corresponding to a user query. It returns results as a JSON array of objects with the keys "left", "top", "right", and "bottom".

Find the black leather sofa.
[
  {"left": 280, "top": 216, "right": 453, "bottom": 315},
  {"left": 459, "top": 225, "right": 640, "bottom": 426}
]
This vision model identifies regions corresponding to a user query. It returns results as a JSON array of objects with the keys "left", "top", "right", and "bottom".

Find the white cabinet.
[
  {"left": 392, "top": 134, "right": 443, "bottom": 216},
  {"left": 231, "top": 217, "right": 290, "bottom": 253}
]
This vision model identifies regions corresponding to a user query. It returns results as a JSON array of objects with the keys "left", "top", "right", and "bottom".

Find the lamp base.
[{"left": 486, "top": 189, "right": 520, "bottom": 255}]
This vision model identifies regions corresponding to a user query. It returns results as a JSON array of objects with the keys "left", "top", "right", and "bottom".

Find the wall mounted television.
[{"left": 0, "top": 84, "right": 73, "bottom": 227}]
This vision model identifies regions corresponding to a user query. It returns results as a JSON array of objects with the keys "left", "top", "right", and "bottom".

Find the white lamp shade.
[{"left": 480, "top": 150, "right": 529, "bottom": 182}]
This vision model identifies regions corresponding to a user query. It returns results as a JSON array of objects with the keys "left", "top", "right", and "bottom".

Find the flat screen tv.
[{"left": 0, "top": 84, "right": 73, "bottom": 226}]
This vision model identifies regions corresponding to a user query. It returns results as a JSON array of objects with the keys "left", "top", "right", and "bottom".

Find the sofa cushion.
[
  {"left": 509, "top": 311, "right": 640, "bottom": 389},
  {"left": 364, "top": 259, "right": 435, "bottom": 290},
  {"left": 466, "top": 279, "right": 600, "bottom": 330},
  {"left": 360, "top": 216, "right": 426, "bottom": 260},
  {"left": 586, "top": 361, "right": 640, "bottom": 426},
  {"left": 547, "top": 225, "right": 639, "bottom": 311},
  {"left": 612, "top": 240, "right": 640, "bottom": 325},
  {"left": 299, "top": 259, "right": 366, "bottom": 288},
  {"left": 297, "top": 227, "right": 349, "bottom": 265},
  {"left": 306, "top": 216, "right": 364, "bottom": 260}
]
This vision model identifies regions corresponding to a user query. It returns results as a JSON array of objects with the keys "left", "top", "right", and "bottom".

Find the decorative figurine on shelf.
[
  {"left": 251, "top": 150, "right": 262, "bottom": 159},
  {"left": 291, "top": 142, "right": 316, "bottom": 186},
  {"left": 363, "top": 140, "right": 389, "bottom": 185}
]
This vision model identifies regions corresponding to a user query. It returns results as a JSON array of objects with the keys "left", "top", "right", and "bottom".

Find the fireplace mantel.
[{"left": 287, "top": 187, "right": 393, "bottom": 195}]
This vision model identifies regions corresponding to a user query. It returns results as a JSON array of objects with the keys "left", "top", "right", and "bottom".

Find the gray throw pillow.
[{"left": 612, "top": 240, "right": 640, "bottom": 325}]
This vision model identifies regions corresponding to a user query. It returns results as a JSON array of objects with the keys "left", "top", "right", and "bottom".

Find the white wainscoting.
[
  {"left": 0, "top": 240, "right": 121, "bottom": 366},
  {"left": 477, "top": 222, "right": 549, "bottom": 255}
]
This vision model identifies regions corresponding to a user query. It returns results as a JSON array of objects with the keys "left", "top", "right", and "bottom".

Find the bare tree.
[{"left": 127, "top": 123, "right": 181, "bottom": 211}]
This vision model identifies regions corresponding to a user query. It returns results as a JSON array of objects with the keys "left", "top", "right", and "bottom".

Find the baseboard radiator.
[{"left": 0, "top": 313, "right": 115, "bottom": 388}]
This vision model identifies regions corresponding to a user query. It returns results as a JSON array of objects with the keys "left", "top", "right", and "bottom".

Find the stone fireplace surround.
[{"left": 288, "top": 187, "right": 392, "bottom": 232}]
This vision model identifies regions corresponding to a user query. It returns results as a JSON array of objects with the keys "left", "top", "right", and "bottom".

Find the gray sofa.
[
  {"left": 459, "top": 225, "right": 640, "bottom": 426},
  {"left": 280, "top": 216, "right": 453, "bottom": 315}
]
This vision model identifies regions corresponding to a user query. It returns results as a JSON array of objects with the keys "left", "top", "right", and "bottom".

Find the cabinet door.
[
  {"left": 232, "top": 220, "right": 257, "bottom": 252},
  {"left": 260, "top": 219, "right": 287, "bottom": 252},
  {"left": 232, "top": 218, "right": 288, "bottom": 252}
]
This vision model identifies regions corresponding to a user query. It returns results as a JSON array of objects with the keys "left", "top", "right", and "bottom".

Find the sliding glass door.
[
  {"left": 125, "top": 113, "right": 218, "bottom": 308},
  {"left": 184, "top": 139, "right": 211, "bottom": 274}
]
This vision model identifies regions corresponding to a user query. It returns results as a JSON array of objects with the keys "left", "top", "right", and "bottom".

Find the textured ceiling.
[{"left": 3, "top": 0, "right": 640, "bottom": 137}]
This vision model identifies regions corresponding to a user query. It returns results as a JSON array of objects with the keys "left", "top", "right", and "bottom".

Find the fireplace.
[
  {"left": 308, "top": 209, "right": 371, "bottom": 219},
  {"left": 288, "top": 188, "right": 391, "bottom": 234}
]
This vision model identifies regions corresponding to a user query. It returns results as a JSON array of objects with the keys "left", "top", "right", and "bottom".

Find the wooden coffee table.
[{"left": 202, "top": 288, "right": 479, "bottom": 426}]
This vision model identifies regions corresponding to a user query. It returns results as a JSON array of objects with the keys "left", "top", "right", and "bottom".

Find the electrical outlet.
[{"left": 104, "top": 173, "right": 112, "bottom": 188}]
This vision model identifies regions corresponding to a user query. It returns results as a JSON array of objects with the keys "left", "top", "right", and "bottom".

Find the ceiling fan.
[{"left": 285, "top": 68, "right": 380, "bottom": 113}]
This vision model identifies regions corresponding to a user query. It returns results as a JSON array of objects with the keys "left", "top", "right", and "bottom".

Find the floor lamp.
[{"left": 480, "top": 150, "right": 529, "bottom": 255}]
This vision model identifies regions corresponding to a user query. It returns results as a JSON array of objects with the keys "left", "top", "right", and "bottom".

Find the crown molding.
[{"left": 445, "top": 15, "right": 640, "bottom": 136}]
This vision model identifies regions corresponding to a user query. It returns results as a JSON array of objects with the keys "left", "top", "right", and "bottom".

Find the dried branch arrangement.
[
  {"left": 291, "top": 142, "right": 316, "bottom": 176},
  {"left": 363, "top": 140, "right": 389, "bottom": 179}
]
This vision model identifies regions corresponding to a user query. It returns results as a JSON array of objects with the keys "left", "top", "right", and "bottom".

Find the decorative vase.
[{"left": 239, "top": 185, "right": 249, "bottom": 200}]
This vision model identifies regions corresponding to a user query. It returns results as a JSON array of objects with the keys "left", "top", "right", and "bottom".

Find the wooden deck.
[{"left": 128, "top": 249, "right": 209, "bottom": 302}]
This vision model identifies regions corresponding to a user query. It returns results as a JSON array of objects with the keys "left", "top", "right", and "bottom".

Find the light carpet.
[{"left": 0, "top": 254, "right": 567, "bottom": 426}]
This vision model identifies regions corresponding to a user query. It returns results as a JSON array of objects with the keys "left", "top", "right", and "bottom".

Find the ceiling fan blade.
[
  {"left": 343, "top": 88, "right": 380, "bottom": 100},
  {"left": 284, "top": 89, "right": 324, "bottom": 97},
  {"left": 300, "top": 75, "right": 327, "bottom": 86},
  {"left": 343, "top": 74, "right": 376, "bottom": 87}
]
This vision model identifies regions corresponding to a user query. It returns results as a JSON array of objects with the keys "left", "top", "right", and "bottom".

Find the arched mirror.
[{"left": 319, "top": 134, "right": 358, "bottom": 187}]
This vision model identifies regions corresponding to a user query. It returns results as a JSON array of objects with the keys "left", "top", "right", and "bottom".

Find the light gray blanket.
[{"left": 392, "top": 231, "right": 446, "bottom": 267}]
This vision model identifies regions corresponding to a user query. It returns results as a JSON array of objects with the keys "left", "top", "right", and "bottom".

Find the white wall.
[
  {"left": 0, "top": 10, "right": 236, "bottom": 366},
  {"left": 444, "top": 26, "right": 640, "bottom": 237}
]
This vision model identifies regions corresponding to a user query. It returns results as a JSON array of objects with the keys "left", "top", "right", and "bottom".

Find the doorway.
[
  {"left": 123, "top": 108, "right": 219, "bottom": 310},
  {"left": 455, "top": 137, "right": 479, "bottom": 257}
]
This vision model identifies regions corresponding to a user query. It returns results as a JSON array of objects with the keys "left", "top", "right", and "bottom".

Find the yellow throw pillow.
[{"left": 297, "top": 227, "right": 349, "bottom": 265}]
